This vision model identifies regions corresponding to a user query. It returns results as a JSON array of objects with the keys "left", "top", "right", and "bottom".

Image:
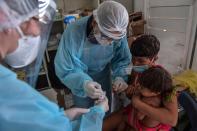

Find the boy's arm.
[
  {"left": 132, "top": 95, "right": 178, "bottom": 126},
  {"left": 136, "top": 96, "right": 160, "bottom": 120},
  {"left": 141, "top": 96, "right": 161, "bottom": 107}
]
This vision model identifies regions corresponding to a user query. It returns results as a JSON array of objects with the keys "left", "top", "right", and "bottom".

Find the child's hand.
[
  {"left": 132, "top": 94, "right": 141, "bottom": 108},
  {"left": 126, "top": 83, "right": 141, "bottom": 98}
]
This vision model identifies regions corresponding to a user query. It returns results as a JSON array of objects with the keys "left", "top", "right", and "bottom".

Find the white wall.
[
  {"left": 100, "top": 0, "right": 133, "bottom": 12},
  {"left": 134, "top": 0, "right": 197, "bottom": 71},
  {"left": 134, "top": 0, "right": 144, "bottom": 12},
  {"left": 56, "top": 0, "right": 64, "bottom": 10},
  {"left": 56, "top": 0, "right": 97, "bottom": 13},
  {"left": 190, "top": 0, "right": 197, "bottom": 71},
  {"left": 113, "top": 0, "right": 134, "bottom": 13},
  {"left": 57, "top": 0, "right": 133, "bottom": 14}
]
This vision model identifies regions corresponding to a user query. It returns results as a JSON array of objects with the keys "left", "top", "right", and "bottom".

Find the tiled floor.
[
  {"left": 40, "top": 88, "right": 73, "bottom": 109},
  {"left": 40, "top": 88, "right": 58, "bottom": 103}
]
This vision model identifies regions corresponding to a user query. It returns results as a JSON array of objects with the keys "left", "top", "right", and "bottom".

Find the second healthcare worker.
[{"left": 55, "top": 1, "right": 131, "bottom": 111}]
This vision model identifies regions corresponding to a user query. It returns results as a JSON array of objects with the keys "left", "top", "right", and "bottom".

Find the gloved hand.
[
  {"left": 84, "top": 81, "right": 104, "bottom": 99},
  {"left": 64, "top": 108, "right": 90, "bottom": 121},
  {"left": 113, "top": 77, "right": 128, "bottom": 93},
  {"left": 95, "top": 96, "right": 109, "bottom": 112}
]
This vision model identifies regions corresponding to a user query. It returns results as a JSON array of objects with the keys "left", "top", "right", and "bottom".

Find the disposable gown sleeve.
[
  {"left": 71, "top": 105, "right": 105, "bottom": 131},
  {"left": 0, "top": 66, "right": 104, "bottom": 131},
  {"left": 0, "top": 76, "right": 72, "bottom": 131},
  {"left": 55, "top": 25, "right": 92, "bottom": 97},
  {"left": 111, "top": 36, "right": 131, "bottom": 81}
]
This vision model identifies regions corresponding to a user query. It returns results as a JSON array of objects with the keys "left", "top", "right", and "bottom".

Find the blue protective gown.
[
  {"left": 54, "top": 16, "right": 131, "bottom": 108},
  {"left": 0, "top": 65, "right": 105, "bottom": 131}
]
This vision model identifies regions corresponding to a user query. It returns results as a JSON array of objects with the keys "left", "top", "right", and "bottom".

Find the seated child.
[{"left": 103, "top": 66, "right": 178, "bottom": 131}]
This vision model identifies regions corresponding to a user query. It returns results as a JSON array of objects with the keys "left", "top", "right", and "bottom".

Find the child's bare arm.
[
  {"left": 103, "top": 109, "right": 125, "bottom": 131},
  {"left": 141, "top": 96, "right": 161, "bottom": 107},
  {"left": 136, "top": 96, "right": 160, "bottom": 120},
  {"left": 132, "top": 95, "right": 178, "bottom": 126}
]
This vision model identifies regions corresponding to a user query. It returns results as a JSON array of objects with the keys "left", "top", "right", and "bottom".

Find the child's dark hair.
[
  {"left": 139, "top": 66, "right": 174, "bottom": 101},
  {"left": 130, "top": 34, "right": 160, "bottom": 58}
]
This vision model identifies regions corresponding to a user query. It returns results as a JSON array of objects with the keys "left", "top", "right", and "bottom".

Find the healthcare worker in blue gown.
[
  {"left": 0, "top": 0, "right": 109, "bottom": 131},
  {"left": 55, "top": 1, "right": 131, "bottom": 112}
]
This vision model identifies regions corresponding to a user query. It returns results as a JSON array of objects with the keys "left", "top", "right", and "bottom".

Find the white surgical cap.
[
  {"left": 93, "top": 1, "right": 129, "bottom": 40},
  {"left": 0, "top": 0, "right": 38, "bottom": 31}
]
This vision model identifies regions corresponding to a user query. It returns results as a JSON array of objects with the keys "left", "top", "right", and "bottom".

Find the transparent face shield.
[
  {"left": 24, "top": 0, "right": 56, "bottom": 88},
  {"left": 88, "top": 25, "right": 122, "bottom": 45},
  {"left": 3, "top": 0, "right": 57, "bottom": 88},
  {"left": 93, "top": 25, "right": 113, "bottom": 45}
]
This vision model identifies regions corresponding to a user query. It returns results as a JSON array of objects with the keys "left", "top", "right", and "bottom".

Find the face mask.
[
  {"left": 133, "top": 65, "right": 149, "bottom": 73},
  {"left": 4, "top": 36, "right": 41, "bottom": 68}
]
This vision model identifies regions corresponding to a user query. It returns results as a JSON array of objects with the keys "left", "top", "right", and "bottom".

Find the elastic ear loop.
[{"left": 16, "top": 26, "right": 25, "bottom": 38}]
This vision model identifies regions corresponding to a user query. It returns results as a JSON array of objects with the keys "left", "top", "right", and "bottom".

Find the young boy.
[{"left": 126, "top": 34, "right": 160, "bottom": 98}]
